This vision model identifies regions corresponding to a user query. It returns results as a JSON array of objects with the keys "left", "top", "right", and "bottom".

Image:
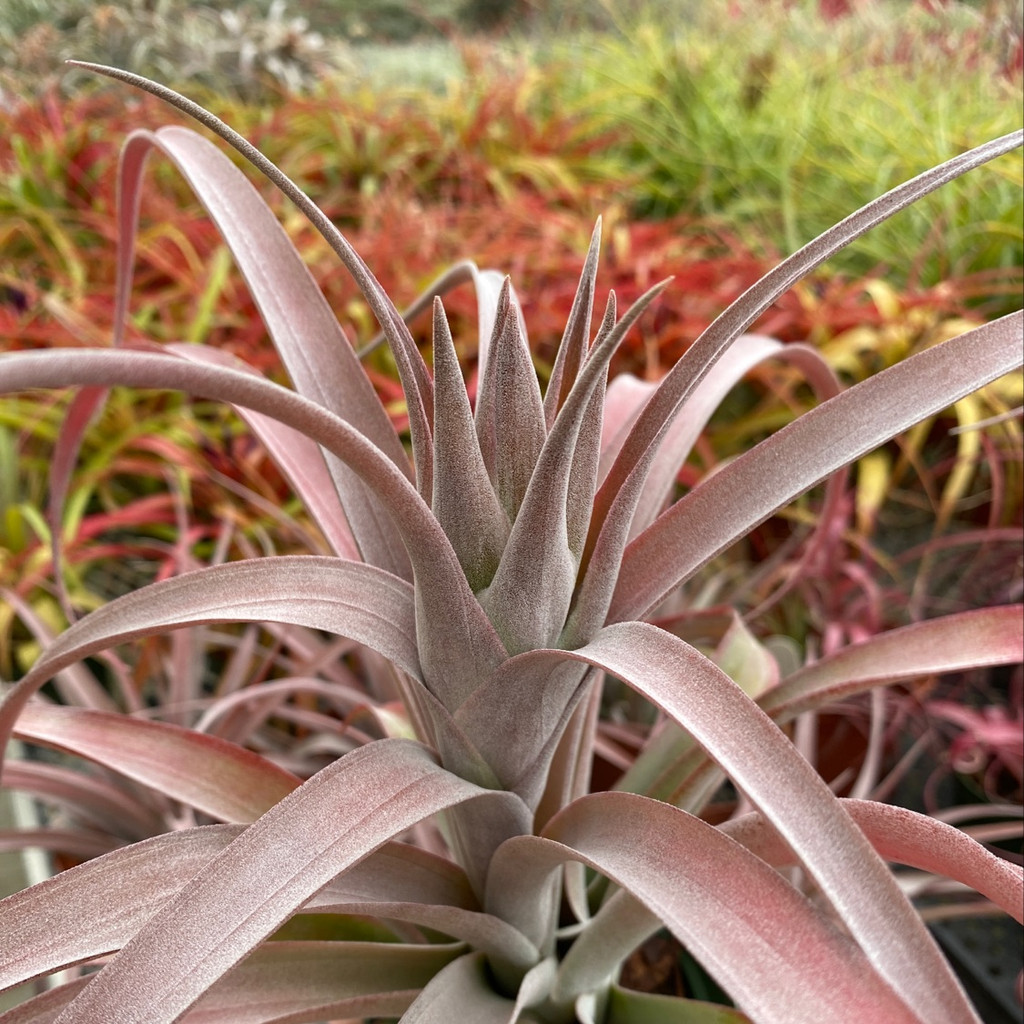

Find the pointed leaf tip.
[
  {"left": 545, "top": 219, "right": 604, "bottom": 426},
  {"left": 430, "top": 297, "right": 509, "bottom": 591}
]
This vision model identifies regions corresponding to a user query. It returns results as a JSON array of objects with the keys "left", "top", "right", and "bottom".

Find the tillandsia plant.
[{"left": 0, "top": 63, "right": 1022, "bottom": 1024}]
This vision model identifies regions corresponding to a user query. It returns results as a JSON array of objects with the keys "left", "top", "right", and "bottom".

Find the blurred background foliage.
[{"left": 1, "top": 0, "right": 1020, "bottom": 288}]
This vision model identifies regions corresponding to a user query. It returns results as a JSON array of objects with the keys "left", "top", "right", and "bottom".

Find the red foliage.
[{"left": 0, "top": 85, "right": 1003, "bottom": 381}]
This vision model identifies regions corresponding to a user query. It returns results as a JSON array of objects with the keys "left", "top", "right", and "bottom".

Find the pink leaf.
[
  {"left": 181, "top": 941, "right": 461, "bottom": 1023},
  {"left": 0, "top": 347, "right": 508, "bottom": 712},
  {"left": 3, "top": 757, "right": 171, "bottom": 840},
  {"left": 67, "top": 66, "right": 439, "bottom": 501},
  {"left": 761, "top": 605, "right": 1024, "bottom": 722},
  {"left": 594, "top": 131, "right": 1024, "bottom": 587},
  {"left": 0, "top": 556, "right": 423, "bottom": 770},
  {"left": 612, "top": 313, "right": 1023, "bottom": 621},
  {"left": 629, "top": 604, "right": 1024, "bottom": 812},
  {"left": 0, "top": 826, "right": 489, "bottom": 994},
  {"left": 430, "top": 299, "right": 509, "bottom": 591},
  {"left": 721, "top": 799, "right": 1024, "bottom": 925},
  {"left": 48, "top": 741, "right": 529, "bottom": 1023},
  {"left": 120, "top": 126, "right": 411, "bottom": 576},
  {"left": 543, "top": 219, "right": 602, "bottom": 426},
  {"left": 0, "top": 826, "right": 243, "bottom": 991},
  {"left": 166, "top": 344, "right": 360, "bottom": 561},
  {"left": 13, "top": 703, "right": 300, "bottom": 823},
  {"left": 475, "top": 279, "right": 546, "bottom": 523},
  {"left": 0, "top": 943, "right": 446, "bottom": 1024},
  {"left": 488, "top": 792, "right": 920, "bottom": 1023},
  {"left": 503, "top": 623, "right": 980, "bottom": 1024}
]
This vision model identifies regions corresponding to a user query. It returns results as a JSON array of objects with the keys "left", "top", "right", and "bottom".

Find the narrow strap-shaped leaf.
[
  {"left": 167, "top": 342, "right": 360, "bottom": 559},
  {"left": 0, "top": 946, "right": 442, "bottom": 1024},
  {"left": 721, "top": 799, "right": 1024, "bottom": 925},
  {"left": 144, "top": 127, "right": 403, "bottom": 464},
  {"left": 543, "top": 219, "right": 602, "bottom": 427},
  {"left": 71, "top": 63, "right": 438, "bottom": 504},
  {"left": 566, "top": 295, "right": 617, "bottom": 562},
  {"left": 476, "top": 279, "right": 547, "bottom": 523},
  {"left": 0, "top": 825, "right": 244, "bottom": 992},
  {"left": 0, "top": 556, "right": 424, "bottom": 776},
  {"left": 37, "top": 131, "right": 159, "bottom": 629},
  {"left": 0, "top": 975, "right": 92, "bottom": 1023},
  {"left": 486, "top": 793, "right": 921, "bottom": 1024},
  {"left": 0, "top": 348, "right": 508, "bottom": 713},
  {"left": 590, "top": 131, "right": 1023, "bottom": 583},
  {"left": 761, "top": 604, "right": 1024, "bottom": 721},
  {"left": 48, "top": 741, "right": 530, "bottom": 1023},
  {"left": 626, "top": 604, "right": 1024, "bottom": 808},
  {"left": 431, "top": 299, "right": 509, "bottom": 591},
  {"left": 605, "top": 985, "right": 753, "bottom": 1023},
  {"left": 180, "top": 941, "right": 461, "bottom": 1023},
  {"left": 532, "top": 676, "right": 603, "bottom": 838},
  {"left": 305, "top": 895, "right": 538, "bottom": 972},
  {"left": 497, "top": 623, "right": 980, "bottom": 1024},
  {"left": 112, "top": 132, "right": 154, "bottom": 346},
  {"left": 0, "top": 828, "right": 481, "bottom": 994},
  {"left": 553, "top": 887, "right": 659, "bottom": 1002},
  {"left": 13, "top": 703, "right": 301, "bottom": 823},
  {"left": 359, "top": 261, "right": 507, "bottom": 370},
  {"left": 611, "top": 312, "right": 1023, "bottom": 621},
  {"left": 611, "top": 607, "right": 781, "bottom": 803},
  {"left": 119, "top": 126, "right": 411, "bottom": 577},
  {"left": 573, "top": 344, "right": 841, "bottom": 644},
  {"left": 2, "top": 590, "right": 117, "bottom": 712},
  {"left": 0, "top": 829, "right": 118, "bottom": 861},
  {"left": 47, "top": 387, "right": 108, "bottom": 623},
  {"left": 0, "top": 555, "right": 421, "bottom": 764},
  {"left": 585, "top": 338, "right": 847, "bottom": 647},
  {"left": 308, "top": 837, "right": 477, "bottom": 910},
  {"left": 1, "top": 759, "right": 165, "bottom": 839},
  {"left": 611, "top": 338, "right": 842, "bottom": 540}
]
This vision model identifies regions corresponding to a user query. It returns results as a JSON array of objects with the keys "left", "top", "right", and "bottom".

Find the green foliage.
[
  {"left": 0, "top": 0, "right": 352, "bottom": 101},
  {"left": 541, "top": 0, "right": 1023, "bottom": 292}
]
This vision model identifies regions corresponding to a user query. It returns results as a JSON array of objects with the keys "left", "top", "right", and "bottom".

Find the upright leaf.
[
  {"left": 590, "top": 130, "right": 1023, "bottom": 568},
  {"left": 121, "top": 126, "right": 412, "bottom": 577},
  {"left": 72, "top": 63, "right": 439, "bottom": 506},
  {"left": 475, "top": 279, "right": 546, "bottom": 523},
  {"left": 543, "top": 219, "right": 602, "bottom": 426},
  {"left": 483, "top": 284, "right": 666, "bottom": 655},
  {"left": 587, "top": 133, "right": 1023, "bottom": 629},
  {"left": 431, "top": 299, "right": 509, "bottom": 592}
]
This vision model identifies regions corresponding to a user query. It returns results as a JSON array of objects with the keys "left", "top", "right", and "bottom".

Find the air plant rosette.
[{"left": 0, "top": 64, "right": 1021, "bottom": 1023}]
